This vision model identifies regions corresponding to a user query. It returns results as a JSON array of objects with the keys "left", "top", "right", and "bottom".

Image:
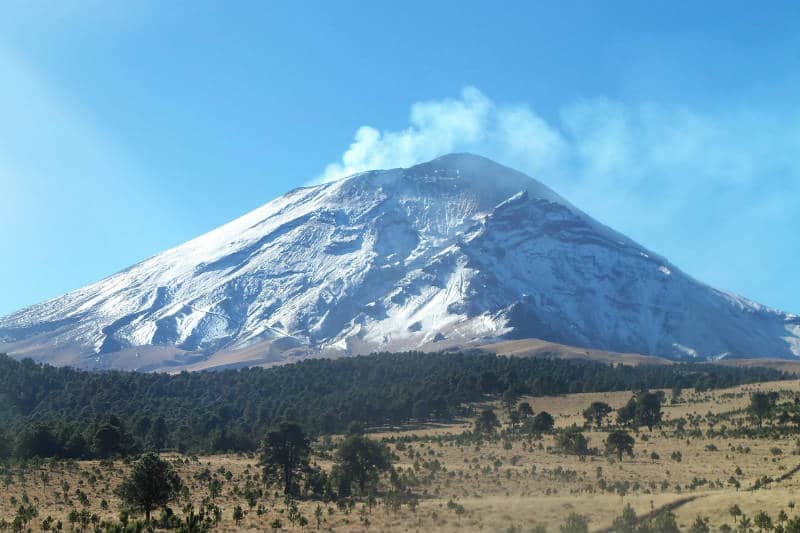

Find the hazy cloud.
[
  {"left": 320, "top": 87, "right": 800, "bottom": 311},
  {"left": 320, "top": 87, "right": 800, "bottom": 222},
  {"left": 320, "top": 87, "right": 571, "bottom": 183},
  {"left": 321, "top": 87, "right": 493, "bottom": 181}
]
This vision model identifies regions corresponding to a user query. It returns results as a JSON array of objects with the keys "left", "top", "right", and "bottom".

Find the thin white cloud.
[
  {"left": 319, "top": 86, "right": 800, "bottom": 311},
  {"left": 320, "top": 87, "right": 494, "bottom": 182},
  {"left": 319, "top": 87, "right": 575, "bottom": 183},
  {"left": 319, "top": 86, "right": 800, "bottom": 217}
]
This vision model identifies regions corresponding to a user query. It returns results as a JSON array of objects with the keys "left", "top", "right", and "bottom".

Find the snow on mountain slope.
[{"left": 1, "top": 153, "right": 798, "bottom": 370}]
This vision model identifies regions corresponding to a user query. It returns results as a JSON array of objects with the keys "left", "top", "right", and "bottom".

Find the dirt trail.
[
  {"left": 775, "top": 461, "right": 800, "bottom": 483},
  {"left": 744, "top": 461, "right": 800, "bottom": 490},
  {"left": 592, "top": 495, "right": 701, "bottom": 533},
  {"left": 593, "top": 459, "right": 800, "bottom": 531}
]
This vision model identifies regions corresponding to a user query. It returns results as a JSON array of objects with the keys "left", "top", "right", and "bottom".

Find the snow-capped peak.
[{"left": 1, "top": 153, "right": 798, "bottom": 371}]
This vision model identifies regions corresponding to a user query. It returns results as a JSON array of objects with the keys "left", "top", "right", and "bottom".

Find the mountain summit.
[{"left": 2, "top": 154, "right": 798, "bottom": 370}]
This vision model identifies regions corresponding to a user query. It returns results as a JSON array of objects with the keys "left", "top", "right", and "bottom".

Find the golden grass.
[{"left": 3, "top": 379, "right": 800, "bottom": 532}]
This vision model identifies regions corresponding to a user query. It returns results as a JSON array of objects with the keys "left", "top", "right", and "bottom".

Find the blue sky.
[{"left": 1, "top": 1, "right": 799, "bottom": 315}]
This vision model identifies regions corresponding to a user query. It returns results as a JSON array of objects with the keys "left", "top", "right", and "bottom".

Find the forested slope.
[{"left": 0, "top": 351, "right": 789, "bottom": 458}]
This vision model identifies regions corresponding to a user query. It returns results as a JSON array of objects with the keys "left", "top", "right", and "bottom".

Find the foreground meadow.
[{"left": 3, "top": 379, "right": 800, "bottom": 532}]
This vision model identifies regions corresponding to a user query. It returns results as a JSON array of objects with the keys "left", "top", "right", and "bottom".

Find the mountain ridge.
[{"left": 1, "top": 153, "right": 798, "bottom": 370}]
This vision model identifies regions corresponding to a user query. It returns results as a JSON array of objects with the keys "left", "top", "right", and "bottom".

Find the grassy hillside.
[{"left": 4, "top": 379, "right": 800, "bottom": 532}]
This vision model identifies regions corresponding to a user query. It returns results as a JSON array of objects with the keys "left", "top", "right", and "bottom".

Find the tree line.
[{"left": 0, "top": 351, "right": 789, "bottom": 459}]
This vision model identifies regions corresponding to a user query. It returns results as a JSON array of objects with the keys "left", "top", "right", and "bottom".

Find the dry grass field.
[{"left": 4, "top": 379, "right": 800, "bottom": 532}]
